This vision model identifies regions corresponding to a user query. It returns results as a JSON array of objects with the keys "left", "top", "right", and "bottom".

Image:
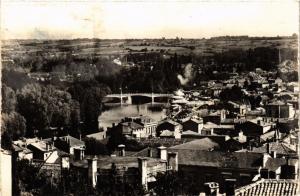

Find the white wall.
[{"left": 0, "top": 150, "right": 12, "bottom": 196}]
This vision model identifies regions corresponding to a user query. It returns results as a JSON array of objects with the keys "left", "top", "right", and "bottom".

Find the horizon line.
[{"left": 2, "top": 34, "right": 298, "bottom": 41}]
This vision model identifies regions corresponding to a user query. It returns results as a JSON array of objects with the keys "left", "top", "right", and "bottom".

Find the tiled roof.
[
  {"left": 168, "top": 149, "right": 263, "bottom": 169},
  {"left": 120, "top": 121, "right": 144, "bottom": 130},
  {"left": 29, "top": 141, "right": 56, "bottom": 152},
  {"left": 160, "top": 119, "right": 180, "bottom": 126},
  {"left": 169, "top": 138, "right": 219, "bottom": 151},
  {"left": 59, "top": 135, "right": 85, "bottom": 147},
  {"left": 182, "top": 118, "right": 203, "bottom": 124},
  {"left": 235, "top": 179, "right": 299, "bottom": 196},
  {"left": 251, "top": 142, "right": 296, "bottom": 155}
]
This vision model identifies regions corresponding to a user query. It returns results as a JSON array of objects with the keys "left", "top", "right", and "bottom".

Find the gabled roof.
[
  {"left": 28, "top": 141, "right": 56, "bottom": 152},
  {"left": 235, "top": 179, "right": 298, "bottom": 196},
  {"left": 182, "top": 118, "right": 203, "bottom": 124},
  {"left": 159, "top": 119, "right": 180, "bottom": 126}
]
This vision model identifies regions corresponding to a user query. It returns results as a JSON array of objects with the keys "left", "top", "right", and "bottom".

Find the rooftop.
[
  {"left": 72, "top": 155, "right": 165, "bottom": 169},
  {"left": 169, "top": 138, "right": 219, "bottom": 151},
  {"left": 235, "top": 179, "right": 299, "bottom": 196}
]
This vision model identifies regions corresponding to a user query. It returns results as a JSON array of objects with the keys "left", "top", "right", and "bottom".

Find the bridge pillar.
[
  {"left": 127, "top": 96, "right": 132, "bottom": 104},
  {"left": 151, "top": 93, "right": 154, "bottom": 104}
]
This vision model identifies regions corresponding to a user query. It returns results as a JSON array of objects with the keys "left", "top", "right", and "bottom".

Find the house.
[
  {"left": 237, "top": 118, "right": 276, "bottom": 142},
  {"left": 167, "top": 147, "right": 265, "bottom": 194},
  {"left": 27, "top": 140, "right": 59, "bottom": 163},
  {"left": 48, "top": 135, "right": 85, "bottom": 158},
  {"left": 286, "top": 82, "right": 299, "bottom": 93},
  {"left": 181, "top": 118, "right": 203, "bottom": 133},
  {"left": 86, "top": 131, "right": 106, "bottom": 140},
  {"left": 202, "top": 110, "right": 226, "bottom": 125},
  {"left": 226, "top": 101, "right": 251, "bottom": 116},
  {"left": 127, "top": 116, "right": 158, "bottom": 138},
  {"left": 108, "top": 116, "right": 158, "bottom": 138},
  {"left": 156, "top": 119, "right": 182, "bottom": 139},
  {"left": 12, "top": 144, "right": 33, "bottom": 161},
  {"left": 246, "top": 142, "right": 297, "bottom": 158},
  {"left": 71, "top": 145, "right": 169, "bottom": 190},
  {"left": 265, "top": 100, "right": 295, "bottom": 119}
]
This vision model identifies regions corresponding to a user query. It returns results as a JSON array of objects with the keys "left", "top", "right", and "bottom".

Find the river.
[{"left": 98, "top": 103, "right": 168, "bottom": 131}]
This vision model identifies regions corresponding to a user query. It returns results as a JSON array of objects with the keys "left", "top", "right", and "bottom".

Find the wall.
[{"left": 0, "top": 150, "right": 12, "bottom": 196}]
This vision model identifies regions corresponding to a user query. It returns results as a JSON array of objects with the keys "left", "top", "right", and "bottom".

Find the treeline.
[{"left": 1, "top": 67, "right": 110, "bottom": 149}]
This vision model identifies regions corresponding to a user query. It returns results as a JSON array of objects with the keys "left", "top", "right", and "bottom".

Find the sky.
[{"left": 1, "top": 0, "right": 299, "bottom": 39}]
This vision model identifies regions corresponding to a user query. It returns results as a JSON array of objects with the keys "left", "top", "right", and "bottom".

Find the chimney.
[
  {"left": 167, "top": 152, "right": 178, "bottom": 171},
  {"left": 221, "top": 110, "right": 226, "bottom": 121},
  {"left": 224, "top": 179, "right": 236, "bottom": 196},
  {"left": 270, "top": 150, "right": 277, "bottom": 158},
  {"left": 257, "top": 120, "right": 261, "bottom": 125},
  {"left": 138, "top": 158, "right": 148, "bottom": 190},
  {"left": 157, "top": 146, "right": 167, "bottom": 161},
  {"left": 266, "top": 142, "right": 270, "bottom": 154},
  {"left": 204, "top": 182, "right": 219, "bottom": 196},
  {"left": 118, "top": 144, "right": 125, "bottom": 157},
  {"left": 61, "top": 155, "right": 70, "bottom": 170},
  {"left": 148, "top": 148, "right": 153, "bottom": 158},
  {"left": 87, "top": 156, "right": 98, "bottom": 188},
  {"left": 263, "top": 153, "right": 270, "bottom": 168}
]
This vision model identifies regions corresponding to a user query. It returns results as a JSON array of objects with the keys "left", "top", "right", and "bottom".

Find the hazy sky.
[{"left": 1, "top": 0, "right": 299, "bottom": 39}]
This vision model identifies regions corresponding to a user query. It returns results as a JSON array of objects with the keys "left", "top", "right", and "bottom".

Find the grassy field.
[{"left": 2, "top": 36, "right": 297, "bottom": 58}]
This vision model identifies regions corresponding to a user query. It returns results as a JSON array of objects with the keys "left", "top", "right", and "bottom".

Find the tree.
[
  {"left": 1, "top": 131, "right": 12, "bottom": 150},
  {"left": 84, "top": 137, "right": 109, "bottom": 155},
  {"left": 1, "top": 84, "right": 17, "bottom": 113},
  {"left": 1, "top": 112, "right": 26, "bottom": 140}
]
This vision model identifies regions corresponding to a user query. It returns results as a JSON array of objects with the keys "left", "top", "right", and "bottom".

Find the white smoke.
[{"left": 177, "top": 63, "right": 193, "bottom": 86}]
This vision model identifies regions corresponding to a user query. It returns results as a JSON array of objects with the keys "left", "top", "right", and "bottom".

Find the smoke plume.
[{"left": 177, "top": 63, "right": 193, "bottom": 86}]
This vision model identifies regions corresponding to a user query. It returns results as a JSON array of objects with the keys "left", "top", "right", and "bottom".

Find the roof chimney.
[
  {"left": 87, "top": 156, "right": 98, "bottom": 188},
  {"left": 263, "top": 153, "right": 270, "bottom": 168},
  {"left": 266, "top": 142, "right": 270, "bottom": 154},
  {"left": 61, "top": 154, "right": 70, "bottom": 170},
  {"left": 157, "top": 146, "right": 167, "bottom": 161},
  {"left": 204, "top": 182, "right": 219, "bottom": 196},
  {"left": 148, "top": 148, "right": 153, "bottom": 158},
  {"left": 270, "top": 150, "right": 277, "bottom": 158},
  {"left": 138, "top": 158, "right": 148, "bottom": 191},
  {"left": 224, "top": 179, "right": 236, "bottom": 196},
  {"left": 118, "top": 144, "right": 125, "bottom": 157},
  {"left": 167, "top": 152, "right": 178, "bottom": 171}
]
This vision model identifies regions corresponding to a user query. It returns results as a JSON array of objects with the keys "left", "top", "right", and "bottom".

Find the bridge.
[{"left": 105, "top": 93, "right": 173, "bottom": 104}]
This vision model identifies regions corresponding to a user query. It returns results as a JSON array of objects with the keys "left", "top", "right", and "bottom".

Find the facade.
[
  {"left": 27, "top": 141, "right": 59, "bottom": 163},
  {"left": 156, "top": 119, "right": 182, "bottom": 139},
  {"left": 182, "top": 118, "right": 204, "bottom": 133},
  {"left": 265, "top": 101, "right": 295, "bottom": 119}
]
